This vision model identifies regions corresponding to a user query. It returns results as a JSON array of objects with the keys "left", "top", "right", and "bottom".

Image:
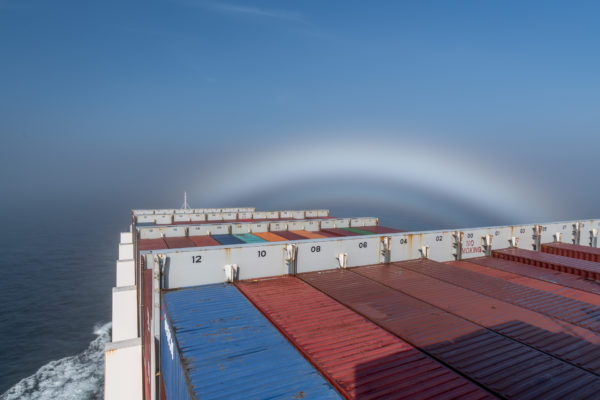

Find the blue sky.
[{"left": 1, "top": 0, "right": 599, "bottom": 228}]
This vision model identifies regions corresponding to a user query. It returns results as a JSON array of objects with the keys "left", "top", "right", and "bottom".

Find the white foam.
[{"left": 1, "top": 322, "right": 111, "bottom": 400}]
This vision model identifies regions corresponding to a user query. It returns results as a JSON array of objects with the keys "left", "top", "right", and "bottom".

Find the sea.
[
  {"left": 0, "top": 207, "right": 126, "bottom": 399},
  {"left": 0, "top": 204, "right": 464, "bottom": 399}
]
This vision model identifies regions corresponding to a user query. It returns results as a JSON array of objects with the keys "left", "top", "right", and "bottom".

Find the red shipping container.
[
  {"left": 542, "top": 242, "right": 600, "bottom": 263},
  {"left": 354, "top": 262, "right": 600, "bottom": 376},
  {"left": 300, "top": 269, "right": 600, "bottom": 399},
  {"left": 493, "top": 247, "right": 600, "bottom": 280},
  {"left": 395, "top": 258, "right": 600, "bottom": 334},
  {"left": 237, "top": 276, "right": 494, "bottom": 400},
  {"left": 448, "top": 259, "right": 600, "bottom": 306}
]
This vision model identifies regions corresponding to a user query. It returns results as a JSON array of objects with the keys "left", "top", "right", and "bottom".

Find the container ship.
[{"left": 105, "top": 204, "right": 600, "bottom": 399}]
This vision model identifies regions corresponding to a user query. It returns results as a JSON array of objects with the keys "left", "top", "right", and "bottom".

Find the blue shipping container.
[
  {"left": 161, "top": 284, "right": 342, "bottom": 400},
  {"left": 234, "top": 233, "right": 267, "bottom": 243},
  {"left": 211, "top": 234, "right": 246, "bottom": 245}
]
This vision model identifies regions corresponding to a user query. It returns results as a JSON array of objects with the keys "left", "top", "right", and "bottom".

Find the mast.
[{"left": 181, "top": 191, "right": 191, "bottom": 210}]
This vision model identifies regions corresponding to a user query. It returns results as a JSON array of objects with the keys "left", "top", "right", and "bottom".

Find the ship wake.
[{"left": 1, "top": 322, "right": 111, "bottom": 400}]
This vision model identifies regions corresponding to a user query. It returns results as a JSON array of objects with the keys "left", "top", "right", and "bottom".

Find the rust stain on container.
[
  {"left": 447, "top": 260, "right": 600, "bottom": 306},
  {"left": 354, "top": 261, "right": 600, "bottom": 376},
  {"left": 395, "top": 258, "right": 600, "bottom": 334},
  {"left": 299, "top": 269, "right": 600, "bottom": 399},
  {"left": 494, "top": 247, "right": 600, "bottom": 281},
  {"left": 237, "top": 276, "right": 494, "bottom": 400},
  {"left": 405, "top": 234, "right": 415, "bottom": 260},
  {"left": 542, "top": 243, "right": 600, "bottom": 263}
]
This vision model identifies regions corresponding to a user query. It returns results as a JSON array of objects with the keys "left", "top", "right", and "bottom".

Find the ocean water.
[
  {"left": 1, "top": 323, "right": 111, "bottom": 400},
  {"left": 0, "top": 209, "right": 126, "bottom": 398}
]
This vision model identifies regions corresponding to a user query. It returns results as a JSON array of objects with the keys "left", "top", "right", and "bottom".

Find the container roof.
[{"left": 162, "top": 284, "right": 342, "bottom": 400}]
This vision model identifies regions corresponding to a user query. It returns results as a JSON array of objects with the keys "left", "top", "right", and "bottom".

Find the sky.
[{"left": 1, "top": 0, "right": 599, "bottom": 229}]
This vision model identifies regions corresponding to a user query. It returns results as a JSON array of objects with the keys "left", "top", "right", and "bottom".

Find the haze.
[{"left": 1, "top": 0, "right": 599, "bottom": 229}]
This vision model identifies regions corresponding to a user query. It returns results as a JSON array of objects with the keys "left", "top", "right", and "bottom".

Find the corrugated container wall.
[
  {"left": 161, "top": 303, "right": 191, "bottom": 400},
  {"left": 542, "top": 242, "right": 600, "bottom": 263}
]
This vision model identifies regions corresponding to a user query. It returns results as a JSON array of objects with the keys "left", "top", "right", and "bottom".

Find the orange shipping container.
[{"left": 253, "top": 231, "right": 288, "bottom": 242}]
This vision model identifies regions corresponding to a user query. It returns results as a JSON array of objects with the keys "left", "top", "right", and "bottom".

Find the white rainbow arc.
[{"left": 196, "top": 138, "right": 557, "bottom": 223}]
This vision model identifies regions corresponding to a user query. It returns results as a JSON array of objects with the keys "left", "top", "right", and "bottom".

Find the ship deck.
[
  {"left": 161, "top": 248, "right": 600, "bottom": 399},
  {"left": 107, "top": 210, "right": 600, "bottom": 400}
]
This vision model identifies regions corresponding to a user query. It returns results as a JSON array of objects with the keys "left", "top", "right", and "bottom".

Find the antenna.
[{"left": 181, "top": 191, "right": 191, "bottom": 210}]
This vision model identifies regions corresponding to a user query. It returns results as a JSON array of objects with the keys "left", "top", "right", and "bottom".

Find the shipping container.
[
  {"left": 237, "top": 277, "right": 494, "bottom": 400},
  {"left": 493, "top": 247, "right": 600, "bottom": 280},
  {"left": 395, "top": 258, "right": 600, "bottom": 334},
  {"left": 271, "top": 230, "right": 308, "bottom": 241},
  {"left": 305, "top": 230, "right": 340, "bottom": 237},
  {"left": 542, "top": 242, "right": 600, "bottom": 263},
  {"left": 210, "top": 234, "right": 246, "bottom": 245},
  {"left": 252, "top": 231, "right": 288, "bottom": 242},
  {"left": 188, "top": 235, "right": 221, "bottom": 247},
  {"left": 138, "top": 238, "right": 167, "bottom": 251},
  {"left": 468, "top": 256, "right": 600, "bottom": 297},
  {"left": 290, "top": 230, "right": 329, "bottom": 239},
  {"left": 354, "top": 262, "right": 600, "bottom": 376},
  {"left": 447, "top": 260, "right": 600, "bottom": 306},
  {"left": 233, "top": 233, "right": 267, "bottom": 243},
  {"left": 160, "top": 284, "right": 343, "bottom": 400},
  {"left": 354, "top": 225, "right": 403, "bottom": 234},
  {"left": 341, "top": 227, "right": 377, "bottom": 235},
  {"left": 320, "top": 228, "right": 361, "bottom": 237},
  {"left": 163, "top": 237, "right": 196, "bottom": 249},
  {"left": 300, "top": 269, "right": 600, "bottom": 399},
  {"left": 138, "top": 210, "right": 333, "bottom": 226}
]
